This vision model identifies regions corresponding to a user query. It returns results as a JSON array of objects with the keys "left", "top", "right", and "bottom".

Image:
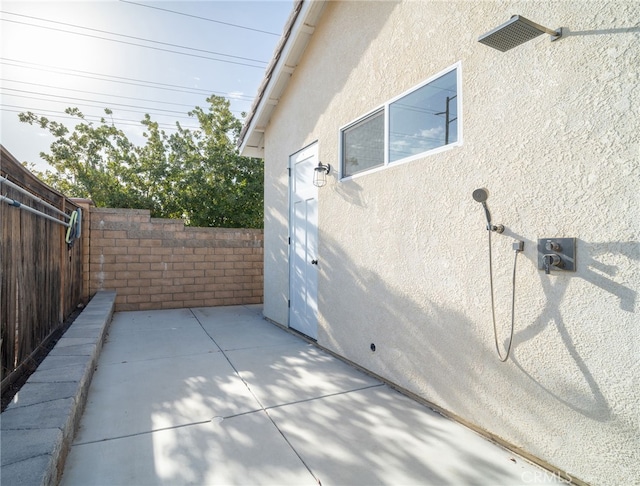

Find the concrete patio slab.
[
  {"left": 72, "top": 351, "right": 262, "bottom": 443},
  {"left": 110, "top": 308, "right": 198, "bottom": 331},
  {"left": 198, "top": 317, "right": 303, "bottom": 351},
  {"left": 227, "top": 342, "right": 382, "bottom": 409},
  {"left": 61, "top": 411, "right": 318, "bottom": 486},
  {"left": 191, "top": 304, "right": 263, "bottom": 323},
  {"left": 60, "top": 305, "right": 565, "bottom": 486},
  {"left": 267, "top": 385, "right": 542, "bottom": 485},
  {"left": 99, "top": 311, "right": 218, "bottom": 365}
]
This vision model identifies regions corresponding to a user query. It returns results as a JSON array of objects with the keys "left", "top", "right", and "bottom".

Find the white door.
[{"left": 289, "top": 144, "right": 319, "bottom": 339}]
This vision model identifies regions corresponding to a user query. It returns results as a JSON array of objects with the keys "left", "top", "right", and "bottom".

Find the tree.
[{"left": 19, "top": 96, "right": 263, "bottom": 228}]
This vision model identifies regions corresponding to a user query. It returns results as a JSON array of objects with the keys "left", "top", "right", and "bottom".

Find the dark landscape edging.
[{"left": 1, "top": 290, "right": 117, "bottom": 486}]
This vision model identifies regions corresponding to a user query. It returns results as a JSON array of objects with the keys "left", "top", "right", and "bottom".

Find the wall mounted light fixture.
[
  {"left": 478, "top": 15, "right": 562, "bottom": 52},
  {"left": 313, "top": 162, "right": 331, "bottom": 187}
]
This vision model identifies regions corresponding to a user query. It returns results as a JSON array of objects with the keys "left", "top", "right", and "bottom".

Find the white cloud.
[{"left": 420, "top": 126, "right": 444, "bottom": 139}]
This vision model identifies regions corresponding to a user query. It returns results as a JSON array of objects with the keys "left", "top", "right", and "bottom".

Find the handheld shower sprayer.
[
  {"left": 472, "top": 187, "right": 522, "bottom": 362},
  {"left": 472, "top": 188, "right": 504, "bottom": 233}
]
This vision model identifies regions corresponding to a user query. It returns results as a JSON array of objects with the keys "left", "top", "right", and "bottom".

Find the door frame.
[{"left": 288, "top": 141, "right": 319, "bottom": 339}]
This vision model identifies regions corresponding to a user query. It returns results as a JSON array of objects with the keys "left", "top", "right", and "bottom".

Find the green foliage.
[{"left": 19, "top": 96, "right": 263, "bottom": 228}]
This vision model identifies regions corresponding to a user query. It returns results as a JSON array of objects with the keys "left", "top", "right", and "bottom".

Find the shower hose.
[{"left": 487, "top": 230, "right": 521, "bottom": 362}]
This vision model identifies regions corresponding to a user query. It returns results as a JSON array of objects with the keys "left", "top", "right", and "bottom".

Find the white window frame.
[{"left": 339, "top": 61, "right": 462, "bottom": 182}]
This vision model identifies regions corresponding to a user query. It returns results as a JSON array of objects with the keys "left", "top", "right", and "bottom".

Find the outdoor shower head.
[
  {"left": 478, "top": 15, "right": 562, "bottom": 52},
  {"left": 472, "top": 188, "right": 500, "bottom": 231},
  {"left": 472, "top": 188, "right": 489, "bottom": 204}
]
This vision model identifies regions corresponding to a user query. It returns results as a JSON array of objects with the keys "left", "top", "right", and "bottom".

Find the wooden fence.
[{"left": 1, "top": 145, "right": 83, "bottom": 390}]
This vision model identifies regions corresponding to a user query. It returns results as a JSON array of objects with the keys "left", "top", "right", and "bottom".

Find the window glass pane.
[
  {"left": 389, "top": 69, "right": 457, "bottom": 162},
  {"left": 342, "top": 110, "right": 384, "bottom": 177}
]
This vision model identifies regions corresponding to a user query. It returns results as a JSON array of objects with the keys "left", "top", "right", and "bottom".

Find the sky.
[{"left": 0, "top": 0, "right": 294, "bottom": 171}]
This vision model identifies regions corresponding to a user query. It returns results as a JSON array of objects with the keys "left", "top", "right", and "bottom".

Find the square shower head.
[{"left": 478, "top": 15, "right": 561, "bottom": 52}]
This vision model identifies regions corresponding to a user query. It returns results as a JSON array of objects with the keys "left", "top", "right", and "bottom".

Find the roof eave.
[{"left": 239, "top": 0, "right": 327, "bottom": 159}]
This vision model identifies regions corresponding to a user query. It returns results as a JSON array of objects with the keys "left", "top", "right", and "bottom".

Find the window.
[
  {"left": 340, "top": 64, "right": 460, "bottom": 179},
  {"left": 389, "top": 68, "right": 458, "bottom": 162},
  {"left": 341, "top": 109, "right": 384, "bottom": 178}
]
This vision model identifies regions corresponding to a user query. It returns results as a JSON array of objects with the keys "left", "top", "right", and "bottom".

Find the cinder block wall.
[{"left": 87, "top": 208, "right": 263, "bottom": 311}]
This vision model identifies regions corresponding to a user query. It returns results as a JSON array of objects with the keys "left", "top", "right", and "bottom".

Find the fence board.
[{"left": 1, "top": 145, "right": 83, "bottom": 388}]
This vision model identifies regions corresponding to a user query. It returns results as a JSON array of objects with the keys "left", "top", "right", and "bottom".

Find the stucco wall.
[{"left": 262, "top": 2, "right": 639, "bottom": 484}]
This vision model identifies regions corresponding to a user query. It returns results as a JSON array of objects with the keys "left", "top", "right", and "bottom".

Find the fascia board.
[{"left": 239, "top": 0, "right": 326, "bottom": 158}]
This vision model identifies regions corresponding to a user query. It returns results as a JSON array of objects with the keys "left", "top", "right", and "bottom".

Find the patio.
[{"left": 60, "top": 305, "right": 563, "bottom": 485}]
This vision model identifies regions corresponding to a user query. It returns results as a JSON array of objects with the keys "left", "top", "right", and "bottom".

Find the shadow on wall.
[
  {"left": 579, "top": 239, "right": 638, "bottom": 313},
  {"left": 264, "top": 172, "right": 289, "bottom": 265},
  {"left": 318, "top": 234, "right": 533, "bottom": 444},
  {"left": 509, "top": 237, "right": 637, "bottom": 422},
  {"left": 316, "top": 186, "right": 638, "bottom": 456},
  {"left": 563, "top": 26, "right": 640, "bottom": 37}
]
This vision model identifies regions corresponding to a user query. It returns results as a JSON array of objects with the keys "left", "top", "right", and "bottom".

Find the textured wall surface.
[
  {"left": 261, "top": 1, "right": 639, "bottom": 484},
  {"left": 87, "top": 208, "right": 263, "bottom": 311}
]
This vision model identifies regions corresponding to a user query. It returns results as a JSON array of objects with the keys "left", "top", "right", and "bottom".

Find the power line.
[
  {"left": 1, "top": 106, "right": 199, "bottom": 131},
  {"left": 2, "top": 99, "right": 195, "bottom": 122},
  {"left": 2, "top": 96, "right": 203, "bottom": 122},
  {"left": 0, "top": 77, "right": 253, "bottom": 104},
  {"left": 1, "top": 92, "right": 245, "bottom": 118},
  {"left": 1, "top": 11, "right": 269, "bottom": 65},
  {"left": 2, "top": 88, "right": 197, "bottom": 117},
  {"left": 2, "top": 105, "right": 198, "bottom": 130},
  {"left": 2, "top": 18, "right": 266, "bottom": 69},
  {"left": 0, "top": 86, "right": 241, "bottom": 119},
  {"left": 1, "top": 87, "right": 247, "bottom": 119},
  {"left": 0, "top": 79, "right": 201, "bottom": 108},
  {"left": 0, "top": 58, "right": 254, "bottom": 99},
  {"left": 119, "top": 0, "right": 281, "bottom": 37}
]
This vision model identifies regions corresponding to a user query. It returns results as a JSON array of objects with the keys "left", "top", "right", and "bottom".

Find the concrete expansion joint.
[
  {"left": 264, "top": 383, "right": 386, "bottom": 412},
  {"left": 187, "top": 308, "right": 372, "bottom": 486},
  {"left": 73, "top": 409, "right": 297, "bottom": 449}
]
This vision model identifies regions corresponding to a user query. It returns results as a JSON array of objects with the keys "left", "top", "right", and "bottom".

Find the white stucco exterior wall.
[{"left": 260, "top": 2, "right": 639, "bottom": 484}]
